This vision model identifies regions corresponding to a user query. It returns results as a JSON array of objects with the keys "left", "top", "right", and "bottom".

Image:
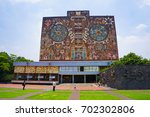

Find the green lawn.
[
  {"left": 0, "top": 88, "right": 40, "bottom": 99},
  {"left": 113, "top": 90, "right": 150, "bottom": 100},
  {"left": 80, "top": 91, "right": 120, "bottom": 100},
  {"left": 0, "top": 87, "right": 150, "bottom": 100},
  {"left": 0, "top": 87, "right": 17, "bottom": 91},
  {"left": 28, "top": 90, "right": 72, "bottom": 100}
]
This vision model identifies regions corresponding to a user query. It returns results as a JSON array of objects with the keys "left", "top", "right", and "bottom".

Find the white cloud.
[
  {"left": 139, "top": 0, "right": 150, "bottom": 7},
  {"left": 118, "top": 33, "right": 150, "bottom": 59},
  {"left": 142, "top": 0, "right": 150, "bottom": 5},
  {"left": 136, "top": 24, "right": 148, "bottom": 31},
  {"left": 9, "top": 0, "right": 42, "bottom": 4}
]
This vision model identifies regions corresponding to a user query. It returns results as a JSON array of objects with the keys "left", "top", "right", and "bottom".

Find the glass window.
[
  {"left": 38, "top": 75, "right": 44, "bottom": 79},
  {"left": 49, "top": 75, "right": 55, "bottom": 79},
  {"left": 80, "top": 66, "right": 84, "bottom": 71},
  {"left": 60, "top": 66, "right": 78, "bottom": 71},
  {"left": 84, "top": 66, "right": 99, "bottom": 71},
  {"left": 27, "top": 75, "right": 32, "bottom": 79},
  {"left": 17, "top": 75, "right": 22, "bottom": 79}
]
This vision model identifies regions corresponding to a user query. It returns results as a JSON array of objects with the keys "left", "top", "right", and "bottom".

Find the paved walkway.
[
  {"left": 0, "top": 83, "right": 113, "bottom": 90},
  {"left": 12, "top": 90, "right": 46, "bottom": 100},
  {"left": 69, "top": 90, "right": 80, "bottom": 100}
]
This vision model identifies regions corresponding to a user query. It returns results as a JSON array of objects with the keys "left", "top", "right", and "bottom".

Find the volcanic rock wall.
[{"left": 100, "top": 65, "right": 150, "bottom": 89}]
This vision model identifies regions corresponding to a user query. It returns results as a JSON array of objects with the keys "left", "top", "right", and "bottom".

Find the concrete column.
[
  {"left": 57, "top": 74, "right": 59, "bottom": 82},
  {"left": 96, "top": 75, "right": 98, "bottom": 83},
  {"left": 38, "top": 74, "right": 40, "bottom": 81},
  {"left": 49, "top": 74, "right": 51, "bottom": 81},
  {"left": 27, "top": 74, "right": 29, "bottom": 81},
  {"left": 72, "top": 75, "right": 74, "bottom": 83},
  {"left": 84, "top": 75, "right": 86, "bottom": 83},
  {"left": 16, "top": 73, "right": 18, "bottom": 80},
  {"left": 61, "top": 75, "right": 63, "bottom": 83},
  {"left": 57, "top": 74, "right": 59, "bottom": 81}
]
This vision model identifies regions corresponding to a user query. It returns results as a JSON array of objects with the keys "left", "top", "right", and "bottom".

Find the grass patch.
[
  {"left": 80, "top": 91, "right": 120, "bottom": 100},
  {"left": 113, "top": 90, "right": 150, "bottom": 100},
  {"left": 0, "top": 87, "right": 17, "bottom": 91},
  {"left": 28, "top": 90, "right": 72, "bottom": 100},
  {"left": 0, "top": 88, "right": 40, "bottom": 99}
]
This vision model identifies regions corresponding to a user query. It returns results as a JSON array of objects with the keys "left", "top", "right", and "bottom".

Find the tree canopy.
[
  {"left": 112, "top": 52, "right": 150, "bottom": 66},
  {"left": 0, "top": 51, "right": 33, "bottom": 82}
]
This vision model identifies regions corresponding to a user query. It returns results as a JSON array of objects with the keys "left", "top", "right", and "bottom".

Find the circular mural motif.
[
  {"left": 90, "top": 25, "right": 108, "bottom": 41},
  {"left": 49, "top": 24, "right": 68, "bottom": 42}
]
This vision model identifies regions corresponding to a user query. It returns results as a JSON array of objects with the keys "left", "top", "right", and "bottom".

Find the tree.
[
  {"left": 0, "top": 51, "right": 33, "bottom": 82},
  {"left": 15, "top": 56, "right": 33, "bottom": 62},
  {"left": 112, "top": 52, "right": 150, "bottom": 66},
  {"left": 0, "top": 52, "right": 10, "bottom": 73},
  {"left": 0, "top": 52, "right": 11, "bottom": 82}
]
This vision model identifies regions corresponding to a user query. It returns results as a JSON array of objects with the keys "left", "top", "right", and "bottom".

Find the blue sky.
[{"left": 0, "top": 0, "right": 150, "bottom": 61}]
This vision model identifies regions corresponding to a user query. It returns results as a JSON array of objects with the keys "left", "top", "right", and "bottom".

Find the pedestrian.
[
  {"left": 22, "top": 80, "right": 26, "bottom": 90},
  {"left": 98, "top": 82, "right": 101, "bottom": 87},
  {"left": 52, "top": 82, "right": 56, "bottom": 91},
  {"left": 74, "top": 85, "right": 76, "bottom": 90}
]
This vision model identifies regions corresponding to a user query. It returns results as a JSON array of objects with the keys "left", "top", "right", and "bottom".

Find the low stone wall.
[{"left": 100, "top": 65, "right": 150, "bottom": 89}]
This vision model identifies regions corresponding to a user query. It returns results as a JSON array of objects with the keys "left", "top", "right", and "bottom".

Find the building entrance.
[
  {"left": 86, "top": 75, "right": 96, "bottom": 83},
  {"left": 60, "top": 74, "right": 97, "bottom": 83},
  {"left": 74, "top": 75, "right": 84, "bottom": 83},
  {"left": 62, "top": 75, "right": 72, "bottom": 83}
]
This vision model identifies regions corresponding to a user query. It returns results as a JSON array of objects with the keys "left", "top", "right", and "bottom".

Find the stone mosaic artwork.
[
  {"left": 14, "top": 66, "right": 25, "bottom": 73},
  {"left": 40, "top": 11, "right": 118, "bottom": 61},
  {"left": 25, "top": 66, "right": 35, "bottom": 73},
  {"left": 14, "top": 66, "right": 59, "bottom": 74}
]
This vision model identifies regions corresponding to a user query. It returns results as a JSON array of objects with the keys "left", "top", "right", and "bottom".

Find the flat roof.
[
  {"left": 13, "top": 61, "right": 112, "bottom": 67},
  {"left": 59, "top": 71, "right": 99, "bottom": 75}
]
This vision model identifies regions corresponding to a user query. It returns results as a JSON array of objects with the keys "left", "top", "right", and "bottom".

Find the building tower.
[{"left": 13, "top": 11, "right": 118, "bottom": 84}]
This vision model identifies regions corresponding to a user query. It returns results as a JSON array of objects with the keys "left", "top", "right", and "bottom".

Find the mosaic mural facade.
[
  {"left": 14, "top": 66, "right": 25, "bottom": 73},
  {"left": 14, "top": 66, "right": 59, "bottom": 74},
  {"left": 40, "top": 11, "right": 118, "bottom": 61}
]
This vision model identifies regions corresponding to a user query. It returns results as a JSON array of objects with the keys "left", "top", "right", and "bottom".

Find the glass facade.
[
  {"left": 17, "top": 75, "right": 22, "bottom": 79},
  {"left": 27, "top": 75, "right": 33, "bottom": 79},
  {"left": 60, "top": 66, "right": 99, "bottom": 72},
  {"left": 49, "top": 75, "right": 55, "bottom": 79},
  {"left": 84, "top": 66, "right": 99, "bottom": 72},
  {"left": 60, "top": 67, "right": 78, "bottom": 71},
  {"left": 38, "top": 75, "right": 44, "bottom": 79}
]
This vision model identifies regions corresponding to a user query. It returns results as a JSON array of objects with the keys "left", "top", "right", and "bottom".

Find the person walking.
[
  {"left": 52, "top": 82, "right": 56, "bottom": 91},
  {"left": 74, "top": 85, "right": 76, "bottom": 90},
  {"left": 22, "top": 80, "right": 26, "bottom": 90}
]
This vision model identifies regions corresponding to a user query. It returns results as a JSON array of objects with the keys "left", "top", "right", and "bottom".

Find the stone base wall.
[{"left": 100, "top": 65, "right": 150, "bottom": 89}]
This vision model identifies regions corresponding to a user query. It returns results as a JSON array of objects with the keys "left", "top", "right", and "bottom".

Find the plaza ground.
[{"left": 0, "top": 84, "right": 150, "bottom": 100}]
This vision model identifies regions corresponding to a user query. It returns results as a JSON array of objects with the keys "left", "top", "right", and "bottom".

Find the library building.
[{"left": 12, "top": 10, "right": 118, "bottom": 84}]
